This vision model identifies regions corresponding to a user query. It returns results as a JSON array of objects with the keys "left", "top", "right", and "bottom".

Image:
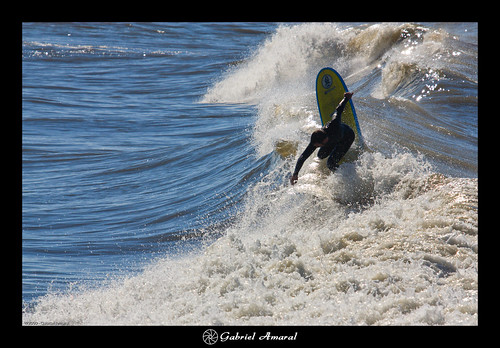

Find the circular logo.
[
  {"left": 322, "top": 74, "right": 333, "bottom": 89},
  {"left": 203, "top": 329, "right": 219, "bottom": 345}
]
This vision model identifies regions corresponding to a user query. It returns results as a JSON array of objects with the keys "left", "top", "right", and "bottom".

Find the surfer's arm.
[
  {"left": 336, "top": 92, "right": 352, "bottom": 116},
  {"left": 290, "top": 143, "right": 316, "bottom": 185},
  {"left": 334, "top": 92, "right": 353, "bottom": 121},
  {"left": 324, "top": 92, "right": 353, "bottom": 135}
]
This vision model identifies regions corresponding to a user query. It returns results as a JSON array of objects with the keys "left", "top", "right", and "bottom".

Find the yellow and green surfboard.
[{"left": 316, "top": 67, "right": 364, "bottom": 150}]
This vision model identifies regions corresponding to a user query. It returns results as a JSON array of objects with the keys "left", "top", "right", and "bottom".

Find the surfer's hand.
[
  {"left": 344, "top": 92, "right": 353, "bottom": 100},
  {"left": 290, "top": 174, "right": 298, "bottom": 185}
]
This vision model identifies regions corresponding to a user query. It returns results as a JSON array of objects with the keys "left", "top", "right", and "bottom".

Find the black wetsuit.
[{"left": 293, "top": 97, "right": 355, "bottom": 176}]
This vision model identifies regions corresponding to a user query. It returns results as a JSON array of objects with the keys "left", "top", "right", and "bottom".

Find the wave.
[
  {"left": 203, "top": 22, "right": 477, "bottom": 177},
  {"left": 22, "top": 40, "right": 186, "bottom": 60},
  {"left": 202, "top": 23, "right": 476, "bottom": 105},
  {"left": 22, "top": 150, "right": 477, "bottom": 325}
]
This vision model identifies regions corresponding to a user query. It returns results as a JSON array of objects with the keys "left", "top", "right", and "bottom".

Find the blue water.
[
  {"left": 22, "top": 22, "right": 478, "bottom": 325},
  {"left": 22, "top": 22, "right": 275, "bottom": 300}
]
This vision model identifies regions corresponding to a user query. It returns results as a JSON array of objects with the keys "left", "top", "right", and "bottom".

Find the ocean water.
[{"left": 22, "top": 22, "right": 478, "bottom": 325}]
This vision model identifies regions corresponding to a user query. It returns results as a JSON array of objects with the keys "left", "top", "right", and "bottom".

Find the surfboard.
[{"left": 316, "top": 67, "right": 364, "bottom": 151}]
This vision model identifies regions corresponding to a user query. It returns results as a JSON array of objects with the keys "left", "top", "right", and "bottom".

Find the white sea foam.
[{"left": 23, "top": 149, "right": 477, "bottom": 325}]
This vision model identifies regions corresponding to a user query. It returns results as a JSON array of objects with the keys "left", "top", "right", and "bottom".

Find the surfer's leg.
[{"left": 326, "top": 125, "right": 354, "bottom": 171}]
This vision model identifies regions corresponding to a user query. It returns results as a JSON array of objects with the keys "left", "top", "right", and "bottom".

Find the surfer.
[{"left": 290, "top": 92, "right": 355, "bottom": 185}]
